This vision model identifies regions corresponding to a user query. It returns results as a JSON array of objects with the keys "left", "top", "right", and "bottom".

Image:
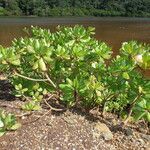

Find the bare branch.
[{"left": 14, "top": 71, "right": 48, "bottom": 82}]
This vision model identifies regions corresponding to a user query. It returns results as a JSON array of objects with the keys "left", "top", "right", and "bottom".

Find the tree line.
[{"left": 0, "top": 0, "right": 150, "bottom": 17}]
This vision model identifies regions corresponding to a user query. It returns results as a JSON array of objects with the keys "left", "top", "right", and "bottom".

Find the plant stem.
[
  {"left": 74, "top": 90, "right": 78, "bottom": 105},
  {"left": 14, "top": 71, "right": 48, "bottom": 82},
  {"left": 102, "top": 94, "right": 116, "bottom": 117},
  {"left": 44, "top": 95, "right": 64, "bottom": 111},
  {"left": 14, "top": 71, "right": 57, "bottom": 89},
  {"left": 45, "top": 73, "right": 57, "bottom": 89},
  {"left": 102, "top": 100, "right": 107, "bottom": 117},
  {"left": 124, "top": 93, "right": 142, "bottom": 125}
]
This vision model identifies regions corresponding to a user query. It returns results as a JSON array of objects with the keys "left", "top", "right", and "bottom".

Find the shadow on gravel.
[
  {"left": 51, "top": 106, "right": 142, "bottom": 135},
  {"left": 0, "top": 80, "right": 15, "bottom": 101},
  {"left": 52, "top": 106, "right": 111, "bottom": 125}
]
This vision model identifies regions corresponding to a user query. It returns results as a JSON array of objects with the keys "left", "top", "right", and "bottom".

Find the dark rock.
[{"left": 125, "top": 128, "right": 133, "bottom": 136}]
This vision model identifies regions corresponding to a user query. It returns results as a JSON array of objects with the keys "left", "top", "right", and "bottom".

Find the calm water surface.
[
  {"left": 0, "top": 17, "right": 150, "bottom": 75},
  {"left": 0, "top": 17, "right": 150, "bottom": 49}
]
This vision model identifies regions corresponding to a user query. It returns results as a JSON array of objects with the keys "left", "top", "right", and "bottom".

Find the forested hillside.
[{"left": 0, "top": 0, "right": 150, "bottom": 17}]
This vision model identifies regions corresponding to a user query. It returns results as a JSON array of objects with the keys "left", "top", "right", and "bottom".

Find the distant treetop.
[{"left": 0, "top": 0, "right": 150, "bottom": 17}]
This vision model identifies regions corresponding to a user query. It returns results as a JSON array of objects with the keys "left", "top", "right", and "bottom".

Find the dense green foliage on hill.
[{"left": 0, "top": 0, "right": 150, "bottom": 17}]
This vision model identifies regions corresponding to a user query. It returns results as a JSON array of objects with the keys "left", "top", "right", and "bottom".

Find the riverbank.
[
  {"left": 0, "top": 17, "right": 150, "bottom": 24},
  {"left": 0, "top": 87, "right": 149, "bottom": 150}
]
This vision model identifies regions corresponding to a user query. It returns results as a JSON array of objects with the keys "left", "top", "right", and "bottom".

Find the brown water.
[
  {"left": 0, "top": 17, "right": 150, "bottom": 75},
  {"left": 0, "top": 17, "right": 150, "bottom": 48}
]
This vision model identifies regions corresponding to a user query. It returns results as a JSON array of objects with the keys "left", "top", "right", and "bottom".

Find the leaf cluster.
[{"left": 0, "top": 110, "right": 21, "bottom": 137}]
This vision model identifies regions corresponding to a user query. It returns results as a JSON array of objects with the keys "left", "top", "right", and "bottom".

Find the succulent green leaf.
[
  {"left": 38, "top": 58, "right": 47, "bottom": 71},
  {"left": 0, "top": 119, "right": 4, "bottom": 128},
  {"left": 10, "top": 59, "right": 20, "bottom": 66},
  {"left": 10, "top": 123, "right": 21, "bottom": 130},
  {"left": 146, "top": 113, "right": 150, "bottom": 122},
  {"left": 122, "top": 72, "right": 130, "bottom": 80},
  {"left": 0, "top": 129, "right": 6, "bottom": 137}
]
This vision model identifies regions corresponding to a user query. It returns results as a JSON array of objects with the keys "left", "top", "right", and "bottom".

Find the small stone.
[
  {"left": 125, "top": 128, "right": 133, "bottom": 136},
  {"left": 1, "top": 141, "right": 7, "bottom": 146},
  {"left": 93, "top": 122, "right": 113, "bottom": 141},
  {"left": 0, "top": 74, "right": 7, "bottom": 80},
  {"left": 64, "top": 114, "right": 79, "bottom": 125},
  {"left": 21, "top": 116, "right": 26, "bottom": 120},
  {"left": 137, "top": 139, "right": 145, "bottom": 145},
  {"left": 138, "top": 127, "right": 147, "bottom": 133},
  {"left": 46, "top": 122, "right": 52, "bottom": 126},
  {"left": 112, "top": 119, "right": 118, "bottom": 126},
  {"left": 141, "top": 134, "right": 150, "bottom": 142},
  {"left": 128, "top": 135, "right": 133, "bottom": 141},
  {"left": 102, "top": 132, "right": 113, "bottom": 141},
  {"left": 146, "top": 143, "right": 150, "bottom": 150}
]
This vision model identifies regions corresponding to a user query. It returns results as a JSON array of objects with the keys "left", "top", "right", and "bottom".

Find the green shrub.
[
  {"left": 0, "top": 110, "right": 21, "bottom": 137},
  {"left": 0, "top": 26, "right": 149, "bottom": 124},
  {"left": 0, "top": 7, "right": 7, "bottom": 16},
  {"left": 48, "top": 8, "right": 63, "bottom": 16}
]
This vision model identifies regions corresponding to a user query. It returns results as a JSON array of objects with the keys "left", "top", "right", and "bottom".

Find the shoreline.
[{"left": 0, "top": 17, "right": 150, "bottom": 26}]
